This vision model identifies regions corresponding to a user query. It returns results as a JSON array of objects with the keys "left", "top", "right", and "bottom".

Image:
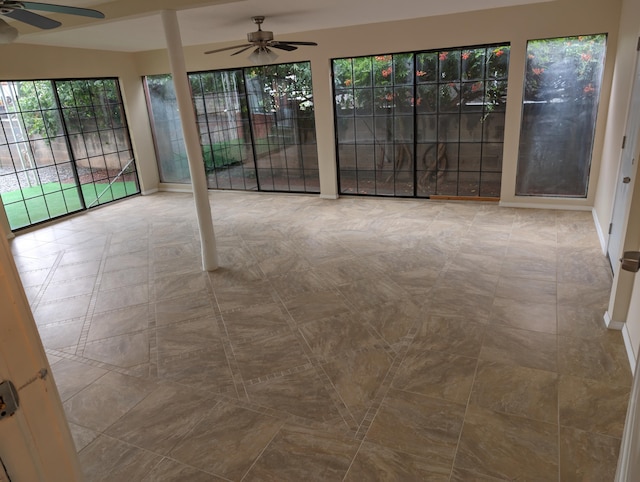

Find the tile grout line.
[
  {"left": 206, "top": 271, "right": 250, "bottom": 403},
  {"left": 75, "top": 234, "right": 112, "bottom": 357},
  {"left": 147, "top": 222, "right": 158, "bottom": 380},
  {"left": 353, "top": 322, "right": 420, "bottom": 441},
  {"left": 29, "top": 248, "right": 65, "bottom": 313},
  {"left": 273, "top": 288, "right": 360, "bottom": 434}
]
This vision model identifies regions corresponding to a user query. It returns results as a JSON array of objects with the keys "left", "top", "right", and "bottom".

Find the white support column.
[
  {"left": 310, "top": 57, "right": 339, "bottom": 199},
  {"left": 161, "top": 9, "right": 218, "bottom": 271}
]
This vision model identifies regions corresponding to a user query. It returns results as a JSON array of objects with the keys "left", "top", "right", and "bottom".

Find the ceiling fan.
[
  {"left": 0, "top": 1, "right": 104, "bottom": 34},
  {"left": 204, "top": 16, "right": 317, "bottom": 62}
]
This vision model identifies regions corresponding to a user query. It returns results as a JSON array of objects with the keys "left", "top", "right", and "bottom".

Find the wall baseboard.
[
  {"left": 499, "top": 201, "right": 592, "bottom": 211},
  {"left": 592, "top": 207, "right": 608, "bottom": 254},
  {"left": 158, "top": 183, "right": 193, "bottom": 193},
  {"left": 319, "top": 194, "right": 339, "bottom": 200},
  {"left": 604, "top": 310, "right": 625, "bottom": 330},
  {"left": 141, "top": 188, "right": 159, "bottom": 195}
]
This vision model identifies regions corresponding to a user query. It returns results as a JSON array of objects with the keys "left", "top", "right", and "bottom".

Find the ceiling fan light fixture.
[
  {"left": 0, "top": 17, "right": 18, "bottom": 43},
  {"left": 248, "top": 46, "right": 278, "bottom": 64}
]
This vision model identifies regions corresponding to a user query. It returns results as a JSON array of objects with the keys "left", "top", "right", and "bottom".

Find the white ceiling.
[{"left": 7, "top": 0, "right": 551, "bottom": 52}]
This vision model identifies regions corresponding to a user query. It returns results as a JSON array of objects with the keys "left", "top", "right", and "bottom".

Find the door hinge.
[
  {"left": 622, "top": 135, "right": 627, "bottom": 149},
  {"left": 609, "top": 223, "right": 613, "bottom": 234}
]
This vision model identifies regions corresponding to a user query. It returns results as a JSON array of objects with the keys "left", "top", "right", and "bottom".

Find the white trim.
[
  {"left": 604, "top": 310, "right": 625, "bottom": 330},
  {"left": 499, "top": 201, "right": 592, "bottom": 211},
  {"left": 615, "top": 356, "right": 640, "bottom": 482},
  {"left": 592, "top": 207, "right": 608, "bottom": 254},
  {"left": 622, "top": 323, "right": 637, "bottom": 374},
  {"left": 320, "top": 194, "right": 339, "bottom": 200},
  {"left": 158, "top": 183, "right": 193, "bottom": 193},
  {"left": 141, "top": 188, "right": 159, "bottom": 195}
]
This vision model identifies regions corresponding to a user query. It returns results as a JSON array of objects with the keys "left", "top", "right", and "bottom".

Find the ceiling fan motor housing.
[
  {"left": 247, "top": 29, "right": 273, "bottom": 43},
  {"left": 0, "top": 1, "right": 24, "bottom": 14}
]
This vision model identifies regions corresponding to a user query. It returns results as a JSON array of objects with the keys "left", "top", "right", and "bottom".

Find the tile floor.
[{"left": 10, "top": 191, "right": 633, "bottom": 481}]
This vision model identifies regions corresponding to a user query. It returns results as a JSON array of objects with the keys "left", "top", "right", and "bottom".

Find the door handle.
[
  {"left": 621, "top": 251, "right": 640, "bottom": 272},
  {"left": 623, "top": 176, "right": 631, "bottom": 183}
]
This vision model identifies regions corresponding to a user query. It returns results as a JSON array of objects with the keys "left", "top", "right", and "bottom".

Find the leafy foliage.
[
  {"left": 524, "top": 34, "right": 606, "bottom": 102},
  {"left": 333, "top": 45, "right": 510, "bottom": 116},
  {"left": 15, "top": 79, "right": 124, "bottom": 140}
]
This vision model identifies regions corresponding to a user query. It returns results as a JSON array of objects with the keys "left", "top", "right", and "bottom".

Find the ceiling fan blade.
[
  {"left": 270, "top": 43, "right": 297, "bottom": 52},
  {"left": 277, "top": 41, "right": 318, "bottom": 46},
  {"left": 2, "top": 8, "right": 60, "bottom": 29},
  {"left": 21, "top": 2, "right": 105, "bottom": 18},
  {"left": 230, "top": 45, "right": 254, "bottom": 56},
  {"left": 204, "top": 44, "right": 252, "bottom": 55}
]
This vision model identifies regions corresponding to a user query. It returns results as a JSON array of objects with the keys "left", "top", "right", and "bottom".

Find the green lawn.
[{"left": 1, "top": 181, "right": 138, "bottom": 230}]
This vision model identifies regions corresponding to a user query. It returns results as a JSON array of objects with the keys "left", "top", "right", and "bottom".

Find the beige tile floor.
[{"left": 10, "top": 191, "right": 633, "bottom": 481}]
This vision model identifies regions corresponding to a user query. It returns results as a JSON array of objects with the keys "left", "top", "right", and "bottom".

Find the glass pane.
[
  {"left": 438, "top": 115, "right": 459, "bottom": 142},
  {"left": 439, "top": 83, "right": 460, "bottom": 112},
  {"left": 482, "top": 143, "right": 504, "bottom": 172},
  {"left": 416, "top": 52, "right": 437, "bottom": 82},
  {"left": 461, "top": 82, "right": 485, "bottom": 111},
  {"left": 338, "top": 144, "right": 356, "bottom": 169},
  {"left": 333, "top": 58, "right": 354, "bottom": 88},
  {"left": 439, "top": 50, "right": 461, "bottom": 82},
  {"left": 460, "top": 114, "right": 483, "bottom": 142},
  {"left": 437, "top": 171, "right": 458, "bottom": 195},
  {"left": 3, "top": 200, "right": 29, "bottom": 229},
  {"left": 356, "top": 144, "right": 375, "bottom": 170},
  {"left": 416, "top": 115, "right": 437, "bottom": 142},
  {"left": 458, "top": 172, "right": 481, "bottom": 196},
  {"left": 487, "top": 46, "right": 510, "bottom": 79},
  {"left": 393, "top": 53, "right": 414, "bottom": 86},
  {"left": 144, "top": 75, "right": 190, "bottom": 184},
  {"left": 516, "top": 34, "right": 606, "bottom": 197},
  {"left": 462, "top": 49, "right": 486, "bottom": 81},
  {"left": 459, "top": 143, "right": 482, "bottom": 171},
  {"left": 354, "top": 58, "right": 373, "bottom": 88},
  {"left": 416, "top": 84, "right": 437, "bottom": 113},
  {"left": 374, "top": 55, "right": 393, "bottom": 86},
  {"left": 481, "top": 172, "right": 502, "bottom": 197},
  {"left": 340, "top": 170, "right": 357, "bottom": 194},
  {"left": 357, "top": 170, "right": 375, "bottom": 194}
]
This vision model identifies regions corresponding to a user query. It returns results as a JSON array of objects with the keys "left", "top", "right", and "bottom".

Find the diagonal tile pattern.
[{"left": 10, "top": 191, "right": 632, "bottom": 480}]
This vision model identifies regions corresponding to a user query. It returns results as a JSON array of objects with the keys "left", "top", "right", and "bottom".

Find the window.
[
  {"left": 516, "top": 34, "right": 607, "bottom": 197},
  {"left": 333, "top": 44, "right": 509, "bottom": 198},
  {"left": 144, "top": 62, "right": 319, "bottom": 193}
]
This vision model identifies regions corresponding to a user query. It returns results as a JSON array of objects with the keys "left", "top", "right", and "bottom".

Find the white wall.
[
  {"left": 595, "top": 0, "right": 640, "bottom": 237},
  {"left": 0, "top": 0, "right": 626, "bottom": 207},
  {"left": 132, "top": 0, "right": 624, "bottom": 202}
]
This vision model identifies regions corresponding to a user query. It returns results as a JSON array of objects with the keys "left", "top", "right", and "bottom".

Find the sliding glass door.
[
  {"left": 0, "top": 78, "right": 139, "bottom": 230},
  {"left": 145, "top": 61, "right": 319, "bottom": 193},
  {"left": 333, "top": 44, "right": 510, "bottom": 198}
]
